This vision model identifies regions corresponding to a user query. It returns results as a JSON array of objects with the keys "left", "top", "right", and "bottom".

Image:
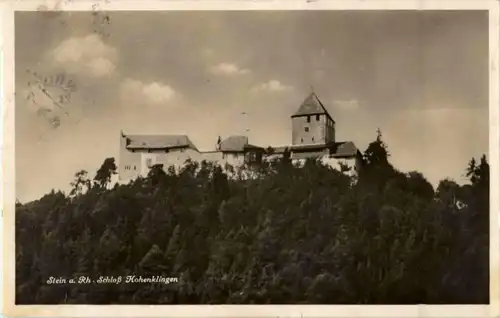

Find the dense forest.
[{"left": 15, "top": 131, "right": 490, "bottom": 304}]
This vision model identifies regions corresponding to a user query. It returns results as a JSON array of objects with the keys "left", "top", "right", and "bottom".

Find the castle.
[{"left": 118, "top": 92, "right": 363, "bottom": 182}]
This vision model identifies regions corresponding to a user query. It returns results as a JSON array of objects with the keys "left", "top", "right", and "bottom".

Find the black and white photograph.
[{"left": 3, "top": 0, "right": 499, "bottom": 316}]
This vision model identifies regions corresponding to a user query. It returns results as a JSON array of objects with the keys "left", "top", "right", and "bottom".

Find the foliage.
[
  {"left": 15, "top": 132, "right": 490, "bottom": 304},
  {"left": 93, "top": 157, "right": 117, "bottom": 188}
]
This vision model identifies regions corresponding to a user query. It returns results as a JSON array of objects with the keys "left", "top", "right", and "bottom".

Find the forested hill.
[{"left": 15, "top": 132, "right": 490, "bottom": 304}]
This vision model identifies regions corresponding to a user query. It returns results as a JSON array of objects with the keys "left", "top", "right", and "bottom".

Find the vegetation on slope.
[{"left": 15, "top": 131, "right": 490, "bottom": 304}]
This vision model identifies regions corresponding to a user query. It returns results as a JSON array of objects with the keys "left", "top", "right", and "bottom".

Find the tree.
[
  {"left": 69, "top": 170, "right": 91, "bottom": 197},
  {"left": 466, "top": 157, "right": 477, "bottom": 183},
  {"left": 338, "top": 161, "right": 351, "bottom": 174},
  {"left": 406, "top": 171, "right": 434, "bottom": 200},
  {"left": 465, "top": 154, "right": 489, "bottom": 211},
  {"left": 94, "top": 157, "right": 117, "bottom": 188},
  {"left": 282, "top": 147, "right": 291, "bottom": 165},
  {"left": 363, "top": 128, "right": 390, "bottom": 167},
  {"left": 147, "top": 164, "right": 167, "bottom": 186},
  {"left": 14, "top": 153, "right": 490, "bottom": 305},
  {"left": 436, "top": 178, "right": 461, "bottom": 206},
  {"left": 475, "top": 154, "right": 490, "bottom": 190},
  {"left": 359, "top": 129, "right": 395, "bottom": 189}
]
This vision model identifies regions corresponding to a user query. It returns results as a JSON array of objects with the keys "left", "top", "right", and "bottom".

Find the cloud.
[
  {"left": 251, "top": 80, "right": 293, "bottom": 93},
  {"left": 120, "top": 78, "right": 177, "bottom": 106},
  {"left": 87, "top": 57, "right": 116, "bottom": 78},
  {"left": 209, "top": 62, "right": 250, "bottom": 76},
  {"left": 49, "top": 34, "right": 118, "bottom": 78}
]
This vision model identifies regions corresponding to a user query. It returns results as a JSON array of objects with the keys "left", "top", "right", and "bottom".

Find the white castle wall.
[
  {"left": 119, "top": 147, "right": 249, "bottom": 183},
  {"left": 119, "top": 146, "right": 360, "bottom": 184}
]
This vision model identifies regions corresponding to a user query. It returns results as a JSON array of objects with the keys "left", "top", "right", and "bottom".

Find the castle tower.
[{"left": 291, "top": 92, "right": 335, "bottom": 146}]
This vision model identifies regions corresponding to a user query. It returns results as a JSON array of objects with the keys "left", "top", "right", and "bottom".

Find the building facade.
[
  {"left": 291, "top": 92, "right": 336, "bottom": 146},
  {"left": 287, "top": 92, "right": 363, "bottom": 173},
  {"left": 118, "top": 93, "right": 363, "bottom": 183},
  {"left": 118, "top": 134, "right": 265, "bottom": 182}
]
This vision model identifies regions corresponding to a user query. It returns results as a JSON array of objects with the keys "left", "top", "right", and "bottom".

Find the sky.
[{"left": 15, "top": 10, "right": 489, "bottom": 202}]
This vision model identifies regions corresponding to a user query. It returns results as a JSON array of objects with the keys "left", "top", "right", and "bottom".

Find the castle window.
[
  {"left": 307, "top": 116, "right": 310, "bottom": 123},
  {"left": 312, "top": 137, "right": 315, "bottom": 142},
  {"left": 304, "top": 127, "right": 309, "bottom": 132},
  {"left": 316, "top": 114, "right": 320, "bottom": 121},
  {"left": 301, "top": 138, "right": 303, "bottom": 143},
  {"left": 133, "top": 166, "right": 136, "bottom": 170}
]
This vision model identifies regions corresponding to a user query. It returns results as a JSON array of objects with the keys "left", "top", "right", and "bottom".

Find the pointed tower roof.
[{"left": 292, "top": 92, "right": 334, "bottom": 122}]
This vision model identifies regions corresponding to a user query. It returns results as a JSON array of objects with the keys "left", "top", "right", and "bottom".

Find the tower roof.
[{"left": 292, "top": 92, "right": 334, "bottom": 122}]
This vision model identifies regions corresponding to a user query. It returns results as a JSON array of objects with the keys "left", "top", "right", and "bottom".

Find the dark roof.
[
  {"left": 330, "top": 141, "right": 360, "bottom": 158},
  {"left": 219, "top": 135, "right": 248, "bottom": 152},
  {"left": 268, "top": 141, "right": 359, "bottom": 158},
  {"left": 218, "top": 135, "right": 264, "bottom": 152},
  {"left": 291, "top": 143, "right": 330, "bottom": 152},
  {"left": 292, "top": 150, "right": 328, "bottom": 159},
  {"left": 244, "top": 144, "right": 265, "bottom": 151},
  {"left": 124, "top": 133, "right": 198, "bottom": 151},
  {"left": 292, "top": 92, "right": 334, "bottom": 122},
  {"left": 269, "top": 146, "right": 290, "bottom": 154}
]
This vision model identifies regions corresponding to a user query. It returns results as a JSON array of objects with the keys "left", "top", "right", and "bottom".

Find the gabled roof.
[
  {"left": 219, "top": 135, "right": 248, "bottom": 152},
  {"left": 124, "top": 133, "right": 198, "bottom": 151},
  {"left": 219, "top": 136, "right": 263, "bottom": 152},
  {"left": 218, "top": 135, "right": 263, "bottom": 152},
  {"left": 330, "top": 141, "right": 360, "bottom": 158},
  {"left": 292, "top": 92, "right": 334, "bottom": 122}
]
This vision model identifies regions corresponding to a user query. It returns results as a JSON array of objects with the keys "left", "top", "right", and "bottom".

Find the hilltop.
[{"left": 15, "top": 131, "right": 490, "bottom": 304}]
